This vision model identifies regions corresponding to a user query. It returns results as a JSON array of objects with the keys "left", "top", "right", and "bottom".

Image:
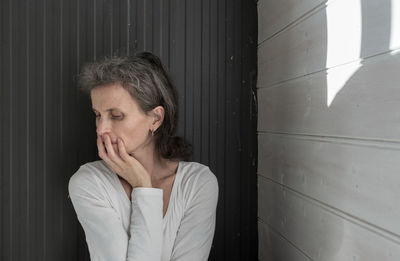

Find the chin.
[
  {"left": 126, "top": 147, "right": 136, "bottom": 156},
  {"left": 127, "top": 141, "right": 153, "bottom": 157},
  {"left": 127, "top": 147, "right": 144, "bottom": 157}
]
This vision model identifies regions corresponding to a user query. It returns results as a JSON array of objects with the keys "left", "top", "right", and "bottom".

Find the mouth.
[{"left": 99, "top": 135, "right": 119, "bottom": 146}]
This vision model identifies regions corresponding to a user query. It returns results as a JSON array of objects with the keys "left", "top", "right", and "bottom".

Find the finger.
[
  {"left": 117, "top": 138, "right": 131, "bottom": 162},
  {"left": 103, "top": 134, "right": 124, "bottom": 165},
  {"left": 103, "top": 134, "right": 117, "bottom": 157},
  {"left": 97, "top": 135, "right": 107, "bottom": 159},
  {"left": 97, "top": 135, "right": 121, "bottom": 172},
  {"left": 97, "top": 135, "right": 112, "bottom": 163}
]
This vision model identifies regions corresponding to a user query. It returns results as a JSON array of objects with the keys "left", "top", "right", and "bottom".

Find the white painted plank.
[
  {"left": 257, "top": 0, "right": 326, "bottom": 44},
  {"left": 258, "top": 177, "right": 400, "bottom": 261},
  {"left": 258, "top": 0, "right": 397, "bottom": 87},
  {"left": 258, "top": 132, "right": 400, "bottom": 237},
  {"left": 258, "top": 52, "right": 400, "bottom": 141},
  {"left": 258, "top": 220, "right": 312, "bottom": 261}
]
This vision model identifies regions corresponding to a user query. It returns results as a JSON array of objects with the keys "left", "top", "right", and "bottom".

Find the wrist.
[
  {"left": 137, "top": 180, "right": 152, "bottom": 188},
  {"left": 130, "top": 178, "right": 152, "bottom": 188}
]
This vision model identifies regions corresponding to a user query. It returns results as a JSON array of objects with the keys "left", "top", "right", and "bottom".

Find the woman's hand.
[{"left": 97, "top": 134, "right": 152, "bottom": 188}]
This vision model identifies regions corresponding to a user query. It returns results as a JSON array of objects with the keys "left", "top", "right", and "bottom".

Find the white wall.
[{"left": 257, "top": 0, "right": 400, "bottom": 260}]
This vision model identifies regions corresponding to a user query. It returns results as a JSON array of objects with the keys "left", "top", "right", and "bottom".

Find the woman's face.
[{"left": 91, "top": 83, "right": 154, "bottom": 155}]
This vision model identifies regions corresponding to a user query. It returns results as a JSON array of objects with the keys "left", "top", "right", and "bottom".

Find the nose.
[{"left": 96, "top": 118, "right": 111, "bottom": 136}]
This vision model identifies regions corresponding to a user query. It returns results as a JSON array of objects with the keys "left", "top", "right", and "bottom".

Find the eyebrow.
[{"left": 92, "top": 108, "right": 122, "bottom": 112}]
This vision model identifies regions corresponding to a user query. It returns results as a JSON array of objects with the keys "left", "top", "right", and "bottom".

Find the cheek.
[{"left": 119, "top": 120, "right": 150, "bottom": 146}]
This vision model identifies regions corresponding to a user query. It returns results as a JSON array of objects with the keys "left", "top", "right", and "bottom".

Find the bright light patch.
[
  {"left": 326, "top": 0, "right": 362, "bottom": 106},
  {"left": 326, "top": 62, "right": 361, "bottom": 106},
  {"left": 390, "top": 0, "right": 400, "bottom": 51}
]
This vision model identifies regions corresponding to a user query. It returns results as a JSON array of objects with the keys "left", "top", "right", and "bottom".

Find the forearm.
[
  {"left": 126, "top": 188, "right": 163, "bottom": 261},
  {"left": 69, "top": 168, "right": 164, "bottom": 261}
]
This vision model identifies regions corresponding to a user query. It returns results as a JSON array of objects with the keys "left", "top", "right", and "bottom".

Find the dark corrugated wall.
[{"left": 0, "top": 0, "right": 257, "bottom": 260}]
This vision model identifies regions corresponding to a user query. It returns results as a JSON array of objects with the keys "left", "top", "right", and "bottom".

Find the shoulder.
[
  {"left": 68, "top": 160, "right": 115, "bottom": 197},
  {"left": 179, "top": 161, "right": 218, "bottom": 186},
  {"left": 178, "top": 161, "right": 219, "bottom": 200}
]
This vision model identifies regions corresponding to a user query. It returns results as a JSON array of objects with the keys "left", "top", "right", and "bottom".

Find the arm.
[
  {"left": 170, "top": 171, "right": 219, "bottom": 261},
  {"left": 69, "top": 169, "right": 163, "bottom": 261}
]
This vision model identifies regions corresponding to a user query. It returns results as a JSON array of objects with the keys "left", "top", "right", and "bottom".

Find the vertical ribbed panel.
[{"left": 0, "top": 0, "right": 257, "bottom": 260}]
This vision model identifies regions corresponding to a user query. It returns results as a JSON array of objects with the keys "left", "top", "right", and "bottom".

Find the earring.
[{"left": 151, "top": 129, "right": 155, "bottom": 136}]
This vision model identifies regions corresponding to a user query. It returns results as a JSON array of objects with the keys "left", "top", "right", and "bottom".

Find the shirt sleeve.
[
  {"left": 68, "top": 167, "right": 163, "bottom": 261},
  {"left": 170, "top": 169, "right": 219, "bottom": 261}
]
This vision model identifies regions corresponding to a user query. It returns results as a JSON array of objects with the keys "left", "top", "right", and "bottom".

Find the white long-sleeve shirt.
[{"left": 68, "top": 160, "right": 218, "bottom": 261}]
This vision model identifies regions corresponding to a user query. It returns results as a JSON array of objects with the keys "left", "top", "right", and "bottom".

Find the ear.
[{"left": 149, "top": 106, "right": 165, "bottom": 131}]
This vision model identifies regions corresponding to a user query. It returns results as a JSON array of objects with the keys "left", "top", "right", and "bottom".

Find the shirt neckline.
[
  {"left": 163, "top": 161, "right": 182, "bottom": 221},
  {"left": 110, "top": 161, "right": 183, "bottom": 221}
]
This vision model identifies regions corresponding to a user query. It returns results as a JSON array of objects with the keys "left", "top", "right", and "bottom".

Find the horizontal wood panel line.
[
  {"left": 257, "top": 0, "right": 329, "bottom": 46},
  {"left": 257, "top": 131, "right": 400, "bottom": 149},
  {"left": 257, "top": 47, "right": 400, "bottom": 90},
  {"left": 258, "top": 175, "right": 400, "bottom": 244},
  {"left": 257, "top": 219, "right": 314, "bottom": 261},
  {"left": 258, "top": 133, "right": 400, "bottom": 237}
]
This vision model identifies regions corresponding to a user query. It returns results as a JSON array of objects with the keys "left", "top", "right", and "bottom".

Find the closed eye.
[{"left": 111, "top": 114, "right": 123, "bottom": 120}]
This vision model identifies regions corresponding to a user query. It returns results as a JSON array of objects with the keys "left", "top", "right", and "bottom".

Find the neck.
[{"left": 130, "top": 142, "right": 174, "bottom": 182}]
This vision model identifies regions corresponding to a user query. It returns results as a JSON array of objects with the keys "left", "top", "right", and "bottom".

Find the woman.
[{"left": 68, "top": 52, "right": 219, "bottom": 261}]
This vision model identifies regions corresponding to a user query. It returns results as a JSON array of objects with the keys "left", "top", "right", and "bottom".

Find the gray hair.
[{"left": 79, "top": 52, "right": 191, "bottom": 161}]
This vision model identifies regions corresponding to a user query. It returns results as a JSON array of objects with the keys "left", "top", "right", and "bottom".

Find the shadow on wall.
[
  {"left": 319, "top": 0, "right": 396, "bottom": 259},
  {"left": 327, "top": 0, "right": 395, "bottom": 108},
  {"left": 262, "top": 0, "right": 399, "bottom": 260},
  {"left": 327, "top": 0, "right": 400, "bottom": 142}
]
